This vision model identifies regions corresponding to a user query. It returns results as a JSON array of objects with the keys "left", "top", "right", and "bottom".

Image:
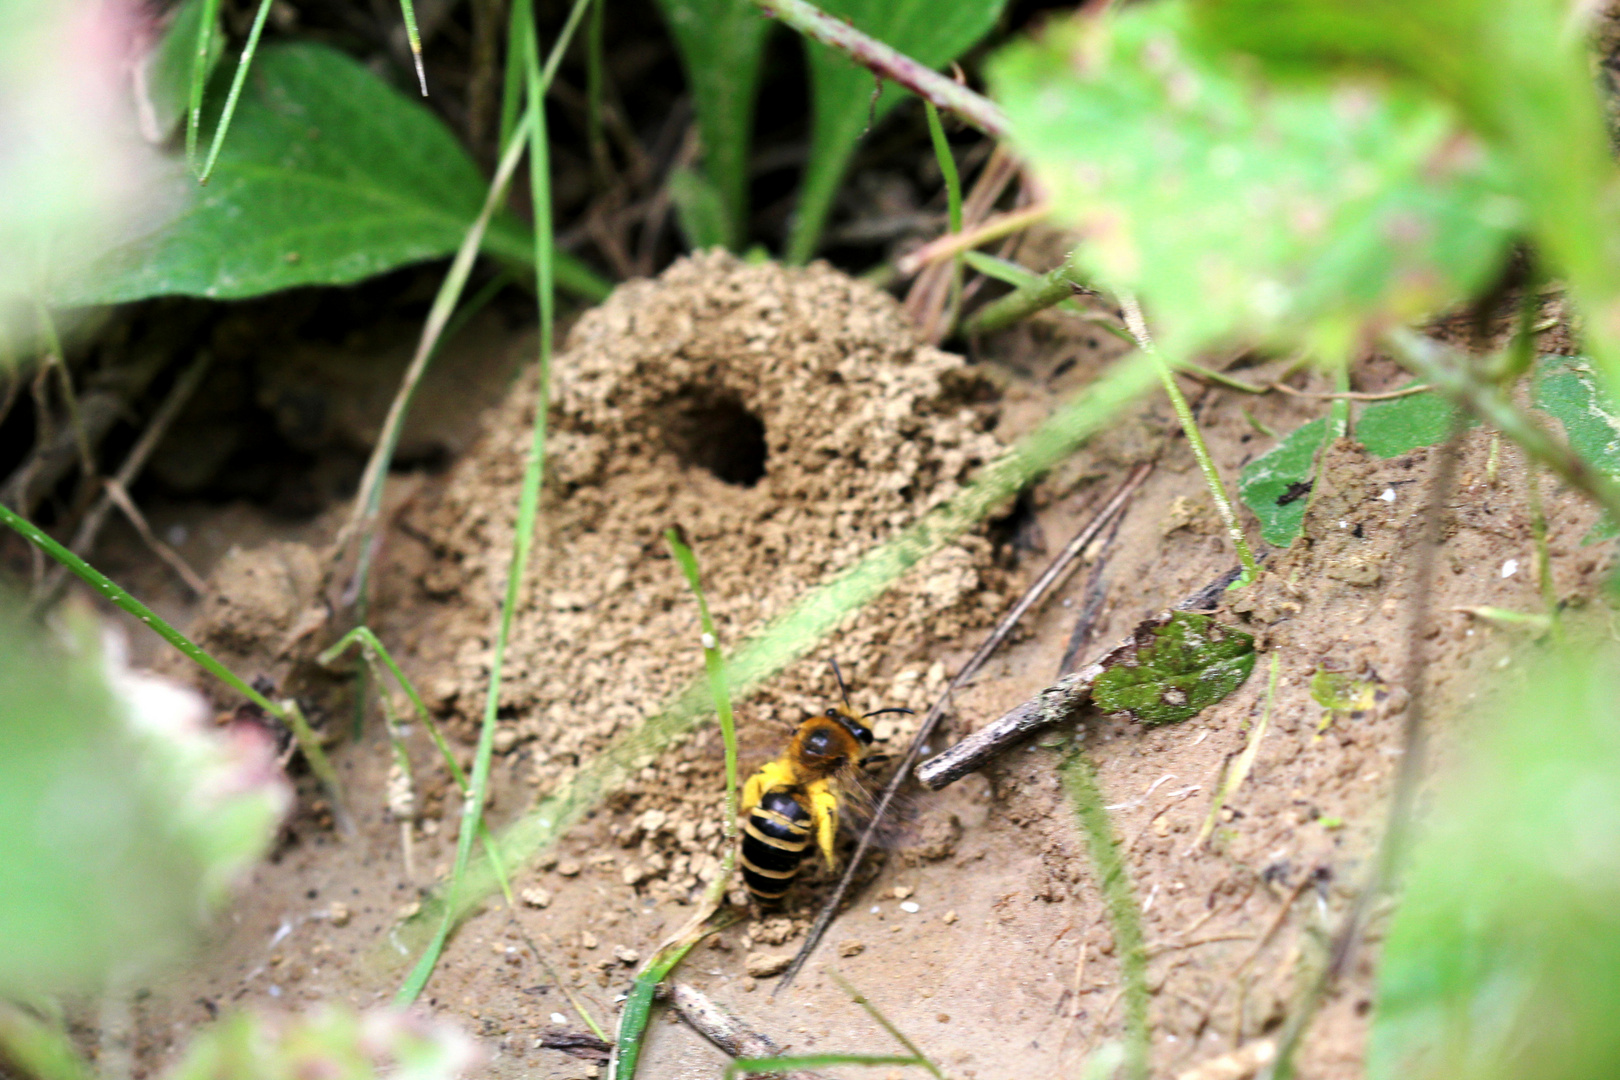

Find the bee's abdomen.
[{"left": 741, "top": 788, "right": 812, "bottom": 903}]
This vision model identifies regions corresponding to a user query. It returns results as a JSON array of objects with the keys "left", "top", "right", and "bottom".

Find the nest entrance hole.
[{"left": 658, "top": 388, "right": 767, "bottom": 487}]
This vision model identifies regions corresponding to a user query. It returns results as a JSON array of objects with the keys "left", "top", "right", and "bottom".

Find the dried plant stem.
[
  {"left": 747, "top": 0, "right": 1009, "bottom": 137},
  {"left": 901, "top": 201, "right": 1053, "bottom": 279}
]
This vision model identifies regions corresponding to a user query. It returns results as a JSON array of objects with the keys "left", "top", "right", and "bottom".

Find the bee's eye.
[{"left": 826, "top": 707, "right": 840, "bottom": 719}]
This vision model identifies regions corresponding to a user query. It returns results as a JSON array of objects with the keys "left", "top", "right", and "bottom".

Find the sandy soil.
[{"left": 94, "top": 254, "right": 1610, "bottom": 1080}]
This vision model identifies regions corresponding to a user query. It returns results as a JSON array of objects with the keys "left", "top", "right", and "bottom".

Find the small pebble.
[
  {"left": 891, "top": 886, "right": 913, "bottom": 900},
  {"left": 521, "top": 887, "right": 553, "bottom": 909},
  {"left": 745, "top": 951, "right": 792, "bottom": 978},
  {"left": 557, "top": 860, "right": 582, "bottom": 877},
  {"left": 937, "top": 1013, "right": 951, "bottom": 1024},
  {"left": 581, "top": 932, "right": 599, "bottom": 949},
  {"left": 327, "top": 902, "right": 351, "bottom": 927},
  {"left": 942, "top": 910, "right": 958, "bottom": 925},
  {"left": 701, "top": 632, "right": 717, "bottom": 650},
  {"left": 900, "top": 901, "right": 920, "bottom": 914},
  {"left": 742, "top": 978, "right": 758, "bottom": 992},
  {"left": 839, "top": 939, "right": 866, "bottom": 957},
  {"left": 492, "top": 728, "right": 518, "bottom": 754},
  {"left": 550, "top": 1013, "right": 567, "bottom": 1025},
  {"left": 613, "top": 945, "right": 640, "bottom": 965},
  {"left": 1502, "top": 558, "right": 1519, "bottom": 578},
  {"left": 1378, "top": 487, "right": 1396, "bottom": 502}
]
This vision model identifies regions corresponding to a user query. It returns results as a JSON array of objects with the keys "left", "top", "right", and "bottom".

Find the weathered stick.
[
  {"left": 668, "top": 982, "right": 827, "bottom": 1080},
  {"left": 915, "top": 564, "right": 1250, "bottom": 790},
  {"left": 748, "top": 0, "right": 1009, "bottom": 138}
]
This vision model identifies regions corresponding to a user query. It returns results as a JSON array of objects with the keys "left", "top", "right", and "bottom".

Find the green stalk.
[
  {"left": 396, "top": 0, "right": 428, "bottom": 95},
  {"left": 184, "top": 0, "right": 224, "bottom": 171},
  {"left": 1121, "top": 294, "right": 1259, "bottom": 586},
  {"left": 198, "top": 0, "right": 274, "bottom": 185},
  {"left": 0, "top": 502, "right": 348, "bottom": 827},
  {"left": 0, "top": 1003, "right": 93, "bottom": 1080},
  {"left": 924, "top": 102, "right": 964, "bottom": 331},
  {"left": 319, "top": 627, "right": 514, "bottom": 904},
  {"left": 664, "top": 527, "right": 739, "bottom": 840},
  {"left": 610, "top": 916, "right": 733, "bottom": 1080},
  {"left": 1062, "top": 751, "right": 1149, "bottom": 1080},
  {"left": 827, "top": 972, "right": 945, "bottom": 1078},
  {"left": 395, "top": 0, "right": 556, "bottom": 1005},
  {"left": 726, "top": 1056, "right": 919, "bottom": 1077}
]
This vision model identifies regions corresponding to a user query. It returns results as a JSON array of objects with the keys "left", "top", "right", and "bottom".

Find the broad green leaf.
[
  {"left": 1238, "top": 417, "right": 1329, "bottom": 547},
  {"left": 1197, "top": 0, "right": 1620, "bottom": 396},
  {"left": 1358, "top": 387, "right": 1473, "bottom": 458},
  {"left": 651, "top": 0, "right": 770, "bottom": 250},
  {"left": 53, "top": 43, "right": 608, "bottom": 305},
  {"left": 1533, "top": 354, "right": 1620, "bottom": 540},
  {"left": 1091, "top": 611, "right": 1255, "bottom": 726},
  {"left": 140, "top": 0, "right": 223, "bottom": 141},
  {"left": 0, "top": 598, "right": 288, "bottom": 993},
  {"left": 788, "top": 0, "right": 1007, "bottom": 263},
  {"left": 1370, "top": 637, "right": 1620, "bottom": 1080},
  {"left": 990, "top": 1, "right": 1520, "bottom": 364}
]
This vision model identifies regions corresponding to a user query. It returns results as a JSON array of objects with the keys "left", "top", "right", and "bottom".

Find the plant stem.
[
  {"left": 1121, "top": 294, "right": 1259, "bottom": 586},
  {"left": 747, "top": 0, "right": 1009, "bottom": 137},
  {"left": 0, "top": 501, "right": 349, "bottom": 828},
  {"left": 962, "top": 252, "right": 1091, "bottom": 336},
  {"left": 1384, "top": 328, "right": 1620, "bottom": 526},
  {"left": 1062, "top": 751, "right": 1150, "bottom": 1080},
  {"left": 198, "top": 0, "right": 274, "bottom": 184}
]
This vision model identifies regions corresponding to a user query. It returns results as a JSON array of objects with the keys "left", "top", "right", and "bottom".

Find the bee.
[{"left": 739, "top": 662, "right": 912, "bottom": 906}]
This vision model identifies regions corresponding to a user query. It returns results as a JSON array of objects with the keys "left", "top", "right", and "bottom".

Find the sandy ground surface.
[{"left": 78, "top": 254, "right": 1609, "bottom": 1080}]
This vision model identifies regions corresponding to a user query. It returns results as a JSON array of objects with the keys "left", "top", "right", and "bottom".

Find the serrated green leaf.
[
  {"left": 53, "top": 43, "right": 608, "bottom": 305},
  {"left": 1534, "top": 354, "right": 1620, "bottom": 541},
  {"left": 1091, "top": 611, "right": 1255, "bottom": 726},
  {"left": 1358, "top": 386, "right": 1474, "bottom": 458},
  {"left": 788, "top": 0, "right": 1007, "bottom": 263},
  {"left": 651, "top": 0, "right": 770, "bottom": 250},
  {"left": 1238, "top": 417, "right": 1329, "bottom": 547},
  {"left": 990, "top": 1, "right": 1519, "bottom": 363},
  {"left": 1370, "top": 638, "right": 1620, "bottom": 1080}
]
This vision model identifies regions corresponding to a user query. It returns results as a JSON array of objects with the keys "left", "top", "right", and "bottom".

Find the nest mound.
[{"left": 407, "top": 252, "right": 1006, "bottom": 894}]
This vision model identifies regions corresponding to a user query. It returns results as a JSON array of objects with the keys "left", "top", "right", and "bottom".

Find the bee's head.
[{"left": 825, "top": 705, "right": 874, "bottom": 746}]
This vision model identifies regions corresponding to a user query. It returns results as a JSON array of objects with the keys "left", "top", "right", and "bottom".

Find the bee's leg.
[
  {"left": 860, "top": 752, "right": 892, "bottom": 772},
  {"left": 741, "top": 770, "right": 767, "bottom": 818},
  {"left": 808, "top": 784, "right": 840, "bottom": 869}
]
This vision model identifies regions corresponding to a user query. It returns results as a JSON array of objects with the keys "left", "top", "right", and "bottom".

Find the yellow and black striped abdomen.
[{"left": 741, "top": 788, "right": 813, "bottom": 903}]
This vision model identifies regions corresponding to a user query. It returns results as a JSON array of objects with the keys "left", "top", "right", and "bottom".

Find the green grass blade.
[
  {"left": 0, "top": 1003, "right": 93, "bottom": 1080},
  {"left": 924, "top": 103, "right": 961, "bottom": 235},
  {"left": 664, "top": 527, "right": 738, "bottom": 832},
  {"left": 197, "top": 0, "right": 274, "bottom": 185},
  {"left": 828, "top": 972, "right": 944, "bottom": 1078},
  {"left": 396, "top": 0, "right": 428, "bottom": 95},
  {"left": 1063, "top": 751, "right": 1149, "bottom": 1080},
  {"left": 396, "top": 0, "right": 558, "bottom": 1006},
  {"left": 184, "top": 0, "right": 225, "bottom": 171},
  {"left": 0, "top": 502, "right": 347, "bottom": 825}
]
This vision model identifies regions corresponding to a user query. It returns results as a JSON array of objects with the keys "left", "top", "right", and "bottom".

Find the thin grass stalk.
[
  {"left": 827, "top": 973, "right": 945, "bottom": 1079},
  {"left": 318, "top": 627, "right": 515, "bottom": 903},
  {"left": 198, "top": 0, "right": 274, "bottom": 185},
  {"left": 184, "top": 0, "right": 224, "bottom": 171},
  {"left": 1062, "top": 750, "right": 1150, "bottom": 1080},
  {"left": 419, "top": 349, "right": 1160, "bottom": 933},
  {"left": 725, "top": 1055, "right": 919, "bottom": 1078},
  {"left": 1192, "top": 653, "right": 1279, "bottom": 849},
  {"left": 396, "top": 0, "right": 428, "bottom": 94},
  {"left": 922, "top": 103, "right": 964, "bottom": 336},
  {"left": 0, "top": 502, "right": 348, "bottom": 825},
  {"left": 395, "top": 2, "right": 556, "bottom": 1006},
  {"left": 29, "top": 300, "right": 94, "bottom": 491},
  {"left": 1120, "top": 293, "right": 1260, "bottom": 587},
  {"left": 608, "top": 530, "right": 743, "bottom": 1079},
  {"left": 0, "top": 1002, "right": 93, "bottom": 1080}
]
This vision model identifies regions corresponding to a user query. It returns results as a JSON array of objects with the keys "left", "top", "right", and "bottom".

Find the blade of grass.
[
  {"left": 0, "top": 1003, "right": 93, "bottom": 1080},
  {"left": 396, "top": 0, "right": 428, "bottom": 95},
  {"left": 395, "top": 0, "right": 557, "bottom": 1005},
  {"left": 1062, "top": 749, "right": 1149, "bottom": 1080},
  {"left": 827, "top": 972, "right": 944, "bottom": 1079},
  {"left": 197, "top": 0, "right": 274, "bottom": 185},
  {"left": 0, "top": 501, "right": 348, "bottom": 829},
  {"left": 725, "top": 1055, "right": 920, "bottom": 1077},
  {"left": 184, "top": 0, "right": 224, "bottom": 171},
  {"left": 921, "top": 102, "right": 964, "bottom": 336},
  {"left": 609, "top": 528, "right": 744, "bottom": 1079},
  {"left": 416, "top": 347, "right": 1160, "bottom": 936},
  {"left": 318, "top": 627, "right": 515, "bottom": 905}
]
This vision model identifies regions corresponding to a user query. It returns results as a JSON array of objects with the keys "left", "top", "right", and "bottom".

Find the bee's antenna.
[
  {"left": 861, "top": 707, "right": 915, "bottom": 719},
  {"left": 829, "top": 658, "right": 854, "bottom": 713}
]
